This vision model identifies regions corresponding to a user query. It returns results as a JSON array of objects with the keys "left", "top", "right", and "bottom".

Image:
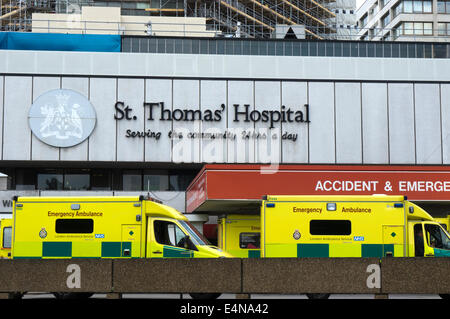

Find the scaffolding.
[
  {"left": 0, "top": 0, "right": 338, "bottom": 39},
  {"left": 186, "top": 0, "right": 336, "bottom": 39}
]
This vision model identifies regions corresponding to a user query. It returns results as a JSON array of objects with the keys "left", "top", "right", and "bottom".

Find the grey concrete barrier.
[
  {"left": 242, "top": 258, "right": 381, "bottom": 294},
  {"left": 0, "top": 259, "right": 112, "bottom": 293},
  {"left": 381, "top": 257, "right": 450, "bottom": 295},
  {"left": 112, "top": 258, "right": 242, "bottom": 293},
  {"left": 0, "top": 258, "right": 447, "bottom": 296}
]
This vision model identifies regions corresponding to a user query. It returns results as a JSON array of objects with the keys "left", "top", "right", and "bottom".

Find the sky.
[{"left": 356, "top": 0, "right": 364, "bottom": 9}]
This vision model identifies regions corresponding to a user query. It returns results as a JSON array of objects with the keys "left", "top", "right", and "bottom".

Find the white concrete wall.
[{"left": 0, "top": 50, "right": 449, "bottom": 166}]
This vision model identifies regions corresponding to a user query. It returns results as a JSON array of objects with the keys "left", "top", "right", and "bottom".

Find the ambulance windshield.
[{"left": 179, "top": 220, "right": 211, "bottom": 246}]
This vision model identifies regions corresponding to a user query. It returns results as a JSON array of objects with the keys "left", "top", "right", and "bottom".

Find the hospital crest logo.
[{"left": 28, "top": 89, "right": 96, "bottom": 148}]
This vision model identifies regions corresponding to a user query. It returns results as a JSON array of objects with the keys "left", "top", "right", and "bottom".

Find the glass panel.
[
  {"left": 416, "top": 43, "right": 424, "bottom": 58},
  {"left": 239, "top": 233, "right": 261, "bottom": 249},
  {"left": 123, "top": 170, "right": 141, "bottom": 191},
  {"left": 383, "top": 42, "right": 391, "bottom": 57},
  {"left": 91, "top": 171, "right": 111, "bottom": 190},
  {"left": 3, "top": 227, "right": 11, "bottom": 248},
  {"left": 404, "top": 0, "right": 413, "bottom": 12},
  {"left": 359, "top": 42, "right": 367, "bottom": 57},
  {"left": 15, "top": 169, "right": 35, "bottom": 190},
  {"left": 318, "top": 41, "right": 325, "bottom": 56},
  {"left": 407, "top": 43, "right": 416, "bottom": 58},
  {"left": 424, "top": 22, "right": 433, "bottom": 35},
  {"left": 143, "top": 174, "right": 169, "bottom": 191},
  {"left": 367, "top": 42, "right": 375, "bottom": 57},
  {"left": 437, "top": 0, "right": 446, "bottom": 12},
  {"left": 404, "top": 22, "right": 414, "bottom": 35},
  {"left": 334, "top": 42, "right": 342, "bottom": 57},
  {"left": 434, "top": 44, "right": 447, "bottom": 58},
  {"left": 438, "top": 23, "right": 447, "bottom": 35},
  {"left": 413, "top": 0, "right": 422, "bottom": 12},
  {"left": 64, "top": 172, "right": 89, "bottom": 190},
  {"left": 423, "top": 0, "right": 432, "bottom": 12},
  {"left": 310, "top": 220, "right": 351, "bottom": 235},
  {"left": 37, "top": 170, "right": 63, "bottom": 190},
  {"left": 56, "top": 219, "right": 94, "bottom": 234}
]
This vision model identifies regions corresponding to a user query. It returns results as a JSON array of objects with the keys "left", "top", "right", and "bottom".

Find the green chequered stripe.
[
  {"left": 248, "top": 250, "right": 261, "bottom": 258},
  {"left": 298, "top": 244, "right": 329, "bottom": 257},
  {"left": 43, "top": 242, "right": 72, "bottom": 257},
  {"left": 163, "top": 246, "right": 193, "bottom": 258},
  {"left": 101, "top": 242, "right": 132, "bottom": 257},
  {"left": 297, "top": 243, "right": 396, "bottom": 258},
  {"left": 40, "top": 241, "right": 132, "bottom": 258}
]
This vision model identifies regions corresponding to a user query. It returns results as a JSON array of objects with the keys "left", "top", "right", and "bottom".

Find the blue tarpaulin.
[{"left": 0, "top": 32, "right": 121, "bottom": 52}]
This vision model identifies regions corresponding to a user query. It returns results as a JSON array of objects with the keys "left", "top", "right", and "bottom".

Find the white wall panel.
[
  {"left": 441, "top": 84, "right": 450, "bottom": 164},
  {"left": 309, "top": 82, "right": 335, "bottom": 163},
  {"left": 88, "top": 78, "right": 116, "bottom": 161},
  {"left": 3, "top": 76, "right": 32, "bottom": 160},
  {"left": 145, "top": 79, "right": 172, "bottom": 162},
  {"left": 415, "top": 83, "right": 442, "bottom": 164},
  {"left": 172, "top": 79, "right": 200, "bottom": 163},
  {"left": 117, "top": 78, "right": 145, "bottom": 162},
  {"left": 59, "top": 77, "right": 89, "bottom": 161},
  {"left": 200, "top": 80, "right": 227, "bottom": 163},
  {"left": 31, "top": 77, "right": 60, "bottom": 161},
  {"left": 335, "top": 82, "right": 362, "bottom": 163},
  {"left": 227, "top": 81, "right": 255, "bottom": 163},
  {"left": 254, "top": 81, "right": 281, "bottom": 164},
  {"left": 281, "top": 81, "right": 308, "bottom": 163},
  {"left": 388, "top": 83, "right": 415, "bottom": 164},
  {"left": 362, "top": 83, "right": 388, "bottom": 164}
]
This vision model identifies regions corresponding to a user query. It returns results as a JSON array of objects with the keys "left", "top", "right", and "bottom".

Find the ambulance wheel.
[
  {"left": 439, "top": 294, "right": 450, "bottom": 299},
  {"left": 306, "top": 293, "right": 330, "bottom": 299},
  {"left": 8, "top": 292, "right": 24, "bottom": 299},
  {"left": 189, "top": 293, "right": 221, "bottom": 299},
  {"left": 53, "top": 292, "right": 94, "bottom": 299}
]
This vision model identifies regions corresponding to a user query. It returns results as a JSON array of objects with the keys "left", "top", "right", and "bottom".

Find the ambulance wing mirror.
[
  {"left": 184, "top": 236, "right": 198, "bottom": 251},
  {"left": 409, "top": 206, "right": 414, "bottom": 214}
]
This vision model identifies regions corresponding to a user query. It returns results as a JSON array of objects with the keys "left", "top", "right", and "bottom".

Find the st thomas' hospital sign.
[
  {"left": 114, "top": 101, "right": 311, "bottom": 143},
  {"left": 28, "top": 89, "right": 310, "bottom": 149}
]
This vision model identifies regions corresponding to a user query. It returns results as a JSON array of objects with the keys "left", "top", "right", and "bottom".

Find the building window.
[
  {"left": 123, "top": 170, "right": 142, "bottom": 191},
  {"left": 396, "top": 21, "right": 433, "bottom": 36},
  {"left": 64, "top": 169, "right": 90, "bottom": 191},
  {"left": 438, "top": 22, "right": 450, "bottom": 36},
  {"left": 437, "top": 0, "right": 450, "bottom": 12},
  {"left": 382, "top": 13, "right": 390, "bottom": 27},
  {"left": 37, "top": 169, "right": 63, "bottom": 190}
]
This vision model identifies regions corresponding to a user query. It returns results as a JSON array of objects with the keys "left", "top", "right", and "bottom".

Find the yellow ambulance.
[
  {"left": 12, "top": 196, "right": 230, "bottom": 259},
  {"left": 261, "top": 195, "right": 450, "bottom": 258},
  {"left": 0, "top": 218, "right": 12, "bottom": 259},
  {"left": 218, "top": 214, "right": 261, "bottom": 258}
]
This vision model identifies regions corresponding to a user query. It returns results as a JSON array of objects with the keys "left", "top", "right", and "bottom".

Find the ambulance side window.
[
  {"left": 55, "top": 219, "right": 93, "bottom": 233},
  {"left": 424, "top": 224, "right": 450, "bottom": 250},
  {"left": 239, "top": 232, "right": 260, "bottom": 249},
  {"left": 3, "top": 227, "right": 11, "bottom": 249},
  {"left": 154, "top": 220, "right": 189, "bottom": 248},
  {"left": 310, "top": 220, "right": 351, "bottom": 235}
]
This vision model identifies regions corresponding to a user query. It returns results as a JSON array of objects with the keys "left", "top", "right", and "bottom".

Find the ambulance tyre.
[
  {"left": 189, "top": 293, "right": 221, "bottom": 300},
  {"left": 53, "top": 292, "right": 94, "bottom": 299},
  {"left": 305, "top": 293, "right": 330, "bottom": 299},
  {"left": 439, "top": 294, "right": 450, "bottom": 299},
  {"left": 8, "top": 292, "right": 24, "bottom": 299}
]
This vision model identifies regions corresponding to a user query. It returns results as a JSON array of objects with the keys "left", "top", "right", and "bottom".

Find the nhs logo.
[
  {"left": 353, "top": 236, "right": 364, "bottom": 241},
  {"left": 95, "top": 234, "right": 105, "bottom": 239}
]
